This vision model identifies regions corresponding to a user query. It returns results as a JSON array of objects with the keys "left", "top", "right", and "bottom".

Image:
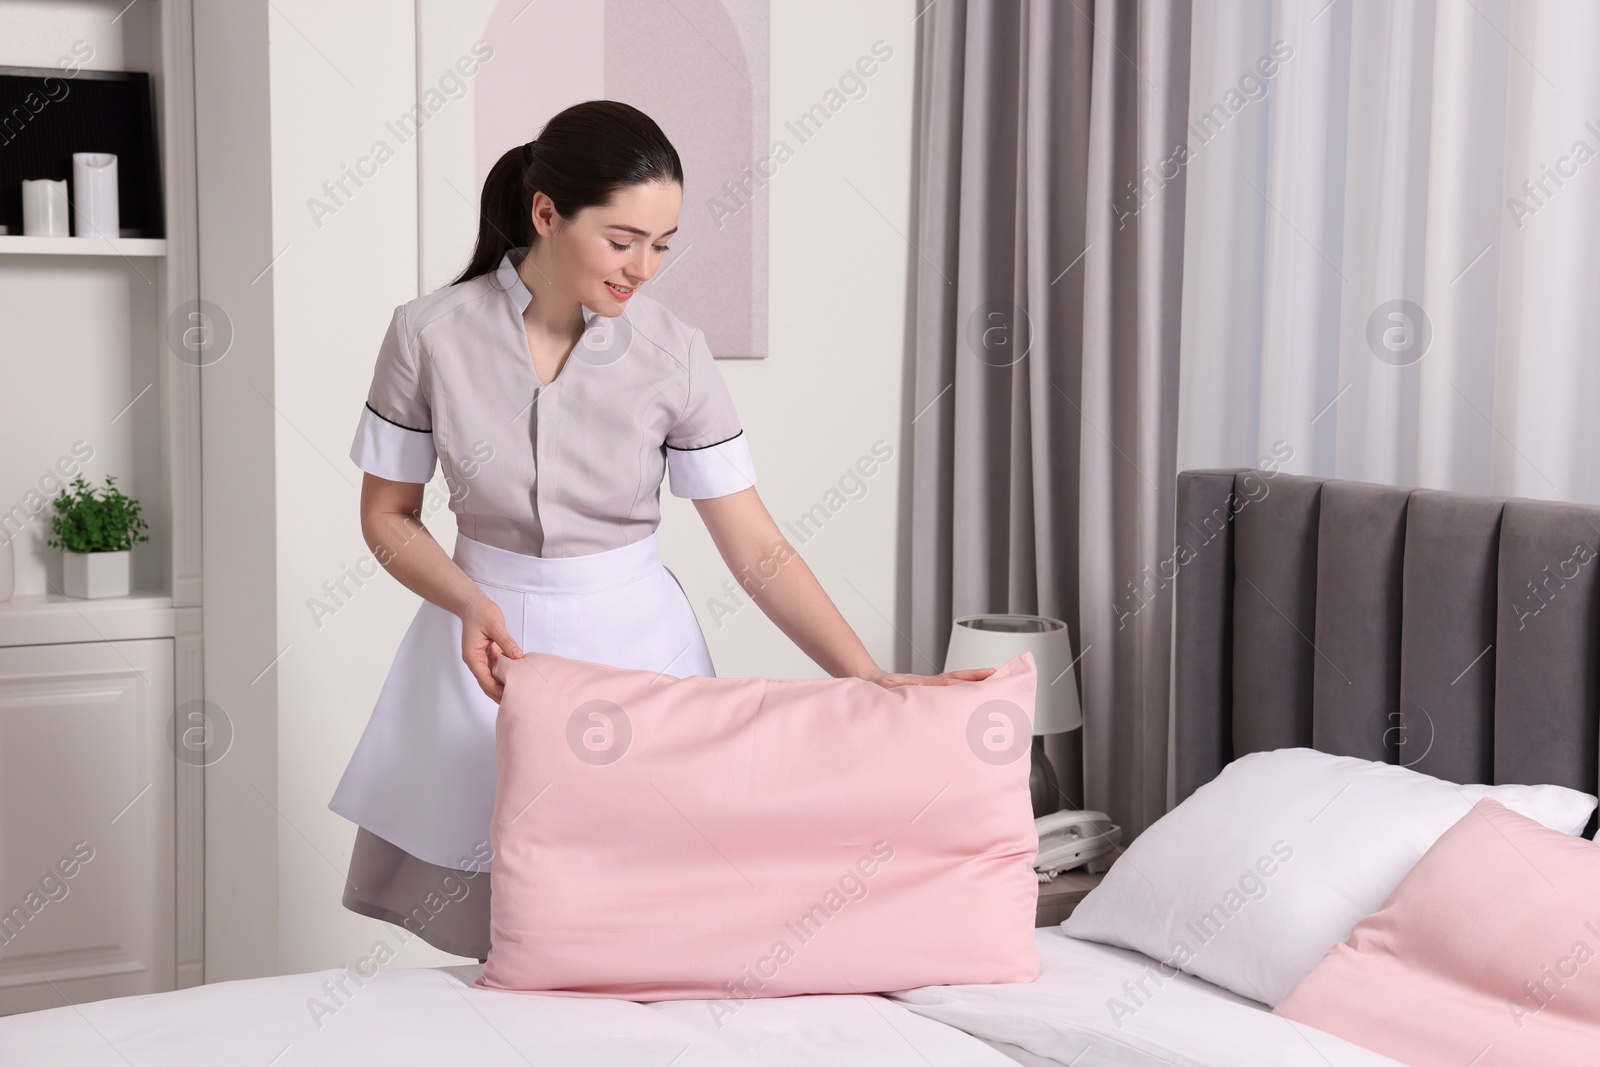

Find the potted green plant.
[{"left": 47, "top": 474, "right": 150, "bottom": 598}]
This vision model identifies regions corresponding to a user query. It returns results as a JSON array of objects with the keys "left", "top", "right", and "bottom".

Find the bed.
[{"left": 3, "top": 467, "right": 1594, "bottom": 1066}]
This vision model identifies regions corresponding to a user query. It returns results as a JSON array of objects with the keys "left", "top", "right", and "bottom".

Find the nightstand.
[{"left": 1035, "top": 870, "right": 1105, "bottom": 926}]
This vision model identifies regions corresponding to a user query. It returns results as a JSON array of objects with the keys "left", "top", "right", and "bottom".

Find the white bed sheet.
[
  {"left": 887, "top": 927, "right": 1407, "bottom": 1067},
  {"left": 0, "top": 929, "right": 1405, "bottom": 1067},
  {"left": 0, "top": 960, "right": 1024, "bottom": 1066}
]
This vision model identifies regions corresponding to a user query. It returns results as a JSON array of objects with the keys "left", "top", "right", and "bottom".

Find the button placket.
[{"left": 530, "top": 377, "right": 544, "bottom": 556}]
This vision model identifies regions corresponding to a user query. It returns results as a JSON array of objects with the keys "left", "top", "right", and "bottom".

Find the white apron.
[{"left": 328, "top": 529, "right": 714, "bottom": 871}]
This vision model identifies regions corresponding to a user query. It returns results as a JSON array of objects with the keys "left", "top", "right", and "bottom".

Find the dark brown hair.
[{"left": 449, "top": 100, "right": 683, "bottom": 287}]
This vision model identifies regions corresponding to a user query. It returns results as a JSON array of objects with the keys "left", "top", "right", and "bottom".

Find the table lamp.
[{"left": 944, "top": 613, "right": 1081, "bottom": 818}]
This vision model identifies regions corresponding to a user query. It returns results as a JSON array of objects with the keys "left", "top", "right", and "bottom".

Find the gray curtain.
[{"left": 910, "top": 0, "right": 1190, "bottom": 839}]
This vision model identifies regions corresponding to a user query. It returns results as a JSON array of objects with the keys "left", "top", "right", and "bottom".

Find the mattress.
[{"left": 0, "top": 929, "right": 1403, "bottom": 1066}]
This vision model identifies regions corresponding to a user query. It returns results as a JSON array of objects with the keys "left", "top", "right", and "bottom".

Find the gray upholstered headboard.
[{"left": 1173, "top": 468, "right": 1600, "bottom": 817}]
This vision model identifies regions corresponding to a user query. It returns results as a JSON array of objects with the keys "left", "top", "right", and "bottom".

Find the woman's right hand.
[{"left": 460, "top": 599, "right": 523, "bottom": 703}]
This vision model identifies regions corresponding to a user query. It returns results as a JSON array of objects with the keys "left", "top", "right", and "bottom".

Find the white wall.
[
  {"left": 673, "top": 4, "right": 919, "bottom": 683},
  {"left": 260, "top": 2, "right": 423, "bottom": 979},
  {"left": 201, "top": 0, "right": 923, "bottom": 976}
]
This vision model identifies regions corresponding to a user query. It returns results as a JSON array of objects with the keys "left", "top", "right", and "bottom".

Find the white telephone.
[{"left": 1034, "top": 809, "right": 1121, "bottom": 881}]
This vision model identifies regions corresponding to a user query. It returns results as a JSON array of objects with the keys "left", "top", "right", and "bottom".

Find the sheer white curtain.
[{"left": 1178, "top": 0, "right": 1600, "bottom": 501}]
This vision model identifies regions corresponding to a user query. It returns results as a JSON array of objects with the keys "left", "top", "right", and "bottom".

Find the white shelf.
[
  {"left": 0, "top": 235, "right": 167, "bottom": 257},
  {"left": 0, "top": 589, "right": 177, "bottom": 646}
]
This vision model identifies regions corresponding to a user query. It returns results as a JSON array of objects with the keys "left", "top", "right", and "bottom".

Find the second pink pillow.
[
  {"left": 475, "top": 650, "right": 1042, "bottom": 1003},
  {"left": 1275, "top": 797, "right": 1600, "bottom": 1066}
]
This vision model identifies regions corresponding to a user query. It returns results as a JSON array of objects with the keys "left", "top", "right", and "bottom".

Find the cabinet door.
[{"left": 0, "top": 639, "right": 175, "bottom": 1015}]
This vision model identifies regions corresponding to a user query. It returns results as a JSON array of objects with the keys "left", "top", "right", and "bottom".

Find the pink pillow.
[
  {"left": 1275, "top": 797, "right": 1600, "bottom": 1066},
  {"left": 474, "top": 649, "right": 1041, "bottom": 1002}
]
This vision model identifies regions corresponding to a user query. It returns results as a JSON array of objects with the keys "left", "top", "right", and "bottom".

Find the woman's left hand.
[{"left": 858, "top": 665, "right": 996, "bottom": 688}]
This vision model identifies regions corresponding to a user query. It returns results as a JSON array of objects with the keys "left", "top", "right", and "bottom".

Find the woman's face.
[{"left": 534, "top": 180, "right": 683, "bottom": 315}]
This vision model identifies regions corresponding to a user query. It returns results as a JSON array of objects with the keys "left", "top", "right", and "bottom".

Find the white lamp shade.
[{"left": 943, "top": 614, "right": 1083, "bottom": 735}]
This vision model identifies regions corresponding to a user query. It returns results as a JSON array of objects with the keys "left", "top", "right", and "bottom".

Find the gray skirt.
[{"left": 341, "top": 825, "right": 491, "bottom": 960}]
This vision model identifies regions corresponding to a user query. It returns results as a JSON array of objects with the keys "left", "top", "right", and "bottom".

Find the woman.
[{"left": 327, "top": 100, "right": 995, "bottom": 963}]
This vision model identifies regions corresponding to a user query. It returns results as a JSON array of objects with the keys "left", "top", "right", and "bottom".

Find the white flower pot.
[{"left": 62, "top": 549, "right": 131, "bottom": 599}]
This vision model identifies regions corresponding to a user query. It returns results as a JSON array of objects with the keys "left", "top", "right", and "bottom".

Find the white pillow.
[{"left": 1061, "top": 747, "right": 1596, "bottom": 1007}]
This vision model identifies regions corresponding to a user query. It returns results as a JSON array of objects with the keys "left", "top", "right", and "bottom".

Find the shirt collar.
[{"left": 496, "top": 246, "right": 597, "bottom": 325}]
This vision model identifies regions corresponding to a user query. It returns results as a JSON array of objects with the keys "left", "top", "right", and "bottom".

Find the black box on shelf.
[{"left": 0, "top": 66, "right": 164, "bottom": 239}]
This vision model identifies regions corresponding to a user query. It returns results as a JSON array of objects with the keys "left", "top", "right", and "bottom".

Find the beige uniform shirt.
[{"left": 350, "top": 246, "right": 757, "bottom": 557}]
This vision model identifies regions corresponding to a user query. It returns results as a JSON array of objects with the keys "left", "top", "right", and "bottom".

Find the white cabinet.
[{"left": 0, "top": 639, "right": 175, "bottom": 1015}]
